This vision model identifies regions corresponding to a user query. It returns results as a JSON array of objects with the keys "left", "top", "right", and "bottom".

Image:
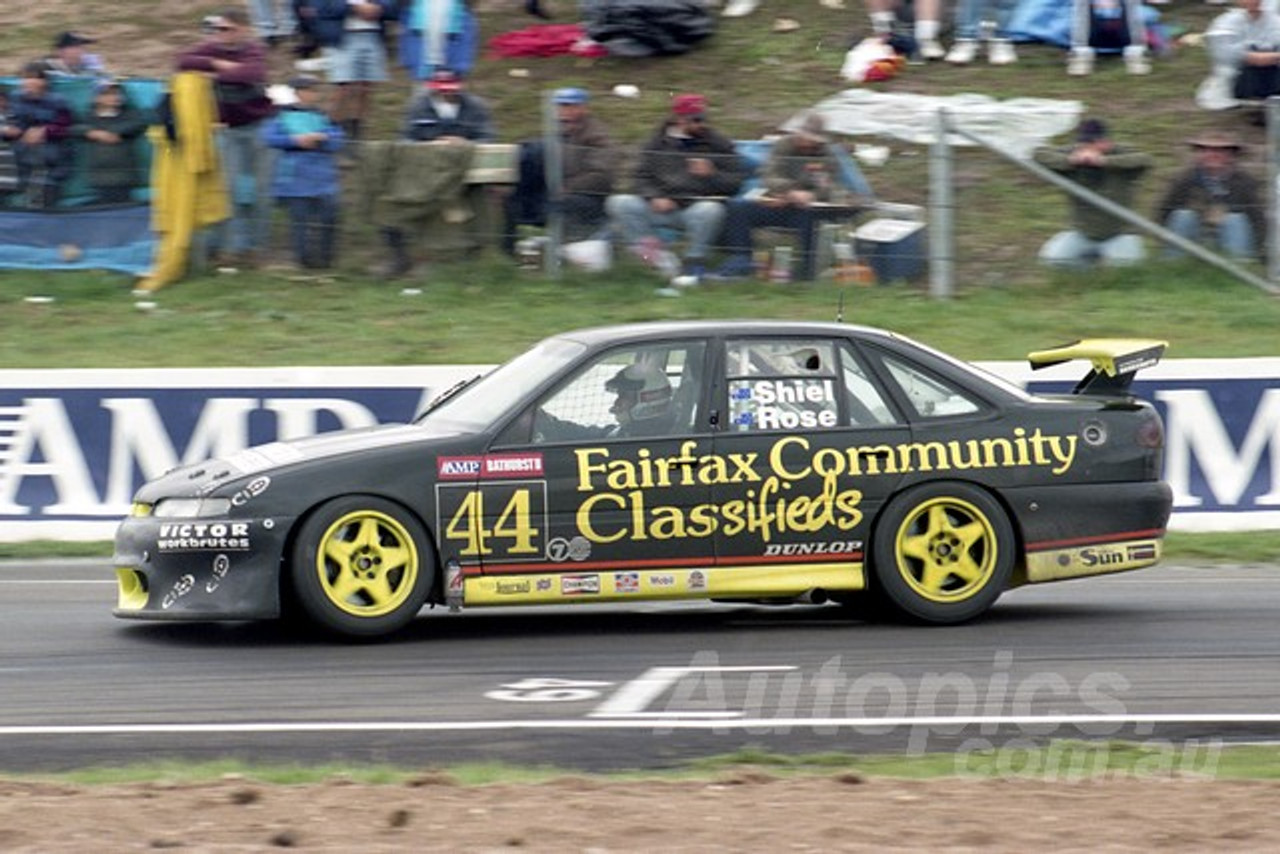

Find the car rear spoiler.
[{"left": 1026, "top": 339, "right": 1167, "bottom": 395}]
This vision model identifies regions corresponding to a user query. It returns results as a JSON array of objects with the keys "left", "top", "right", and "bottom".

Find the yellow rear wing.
[{"left": 1027, "top": 339, "right": 1167, "bottom": 395}]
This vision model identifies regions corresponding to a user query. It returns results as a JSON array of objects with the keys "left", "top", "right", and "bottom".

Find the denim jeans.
[
  {"left": 283, "top": 195, "right": 339, "bottom": 268},
  {"left": 605, "top": 194, "right": 725, "bottom": 261},
  {"left": 1164, "top": 208, "right": 1256, "bottom": 260},
  {"left": 1072, "top": 0, "right": 1146, "bottom": 51},
  {"left": 953, "top": 0, "right": 1017, "bottom": 41},
  {"left": 1038, "top": 230, "right": 1146, "bottom": 267},
  {"left": 719, "top": 198, "right": 858, "bottom": 280},
  {"left": 214, "top": 122, "right": 273, "bottom": 256}
]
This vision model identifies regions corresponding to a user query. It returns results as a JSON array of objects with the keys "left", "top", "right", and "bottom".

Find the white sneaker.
[
  {"left": 945, "top": 39, "right": 978, "bottom": 64},
  {"left": 721, "top": 0, "right": 758, "bottom": 16},
  {"left": 1067, "top": 47, "right": 1094, "bottom": 76},
  {"left": 988, "top": 38, "right": 1017, "bottom": 65},
  {"left": 1124, "top": 46, "right": 1151, "bottom": 75},
  {"left": 919, "top": 38, "right": 946, "bottom": 60}
]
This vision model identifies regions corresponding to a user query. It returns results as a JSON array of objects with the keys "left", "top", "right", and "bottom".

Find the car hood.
[{"left": 135, "top": 423, "right": 463, "bottom": 500}]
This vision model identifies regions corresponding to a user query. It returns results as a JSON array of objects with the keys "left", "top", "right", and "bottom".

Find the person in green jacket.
[
  {"left": 1033, "top": 118, "right": 1152, "bottom": 268},
  {"left": 76, "top": 79, "right": 149, "bottom": 205}
]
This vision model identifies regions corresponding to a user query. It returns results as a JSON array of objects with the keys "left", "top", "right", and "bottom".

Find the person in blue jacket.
[{"left": 262, "top": 75, "right": 346, "bottom": 270}]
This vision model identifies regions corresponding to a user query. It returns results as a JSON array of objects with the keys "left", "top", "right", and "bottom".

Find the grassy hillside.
[{"left": 2, "top": 1, "right": 1277, "bottom": 368}]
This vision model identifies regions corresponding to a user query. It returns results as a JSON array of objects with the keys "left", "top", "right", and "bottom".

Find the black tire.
[
  {"left": 289, "top": 495, "right": 434, "bottom": 639},
  {"left": 870, "top": 482, "right": 1014, "bottom": 625}
]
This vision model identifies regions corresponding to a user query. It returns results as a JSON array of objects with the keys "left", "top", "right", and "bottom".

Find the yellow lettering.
[{"left": 576, "top": 492, "right": 627, "bottom": 543}]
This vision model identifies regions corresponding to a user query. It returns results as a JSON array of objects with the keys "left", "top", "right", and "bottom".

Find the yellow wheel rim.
[
  {"left": 315, "top": 510, "right": 419, "bottom": 618},
  {"left": 893, "top": 496, "right": 998, "bottom": 604}
]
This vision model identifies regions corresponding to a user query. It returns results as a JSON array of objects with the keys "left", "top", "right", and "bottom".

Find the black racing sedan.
[{"left": 114, "top": 321, "right": 1171, "bottom": 638}]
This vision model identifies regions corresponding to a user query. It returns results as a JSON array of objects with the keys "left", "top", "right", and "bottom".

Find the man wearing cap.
[
  {"left": 501, "top": 86, "right": 615, "bottom": 257},
  {"left": 404, "top": 69, "right": 494, "bottom": 142},
  {"left": 176, "top": 7, "right": 277, "bottom": 268},
  {"left": 606, "top": 93, "right": 746, "bottom": 282},
  {"left": 2, "top": 62, "right": 74, "bottom": 208},
  {"left": 710, "top": 112, "right": 869, "bottom": 282},
  {"left": 44, "top": 31, "right": 108, "bottom": 78},
  {"left": 1032, "top": 118, "right": 1152, "bottom": 268},
  {"left": 1156, "top": 130, "right": 1263, "bottom": 261},
  {"left": 261, "top": 75, "right": 345, "bottom": 270}
]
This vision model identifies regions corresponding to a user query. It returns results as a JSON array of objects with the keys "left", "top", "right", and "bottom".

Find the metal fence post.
[
  {"left": 929, "top": 108, "right": 954, "bottom": 299},
  {"left": 542, "top": 90, "right": 563, "bottom": 278},
  {"left": 1268, "top": 97, "right": 1279, "bottom": 284}
]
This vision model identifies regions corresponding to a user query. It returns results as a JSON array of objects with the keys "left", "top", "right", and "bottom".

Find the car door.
[
  {"left": 708, "top": 335, "right": 911, "bottom": 592},
  {"left": 469, "top": 339, "right": 714, "bottom": 601}
]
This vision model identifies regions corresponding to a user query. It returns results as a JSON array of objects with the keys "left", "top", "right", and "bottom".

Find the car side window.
[
  {"left": 837, "top": 343, "right": 899, "bottom": 426},
  {"left": 881, "top": 353, "right": 981, "bottom": 418},
  {"left": 726, "top": 338, "right": 846, "bottom": 432},
  {"left": 530, "top": 343, "right": 704, "bottom": 444}
]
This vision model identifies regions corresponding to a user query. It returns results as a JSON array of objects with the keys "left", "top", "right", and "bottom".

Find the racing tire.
[
  {"left": 289, "top": 496, "right": 434, "bottom": 639},
  {"left": 870, "top": 482, "right": 1014, "bottom": 625}
]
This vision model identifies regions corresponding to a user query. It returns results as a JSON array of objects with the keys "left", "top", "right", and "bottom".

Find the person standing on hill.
[
  {"left": 311, "top": 0, "right": 397, "bottom": 158},
  {"left": 44, "top": 31, "right": 109, "bottom": 78},
  {"left": 1033, "top": 118, "right": 1152, "bottom": 268},
  {"left": 262, "top": 75, "right": 346, "bottom": 270},
  {"left": 176, "top": 7, "right": 277, "bottom": 268}
]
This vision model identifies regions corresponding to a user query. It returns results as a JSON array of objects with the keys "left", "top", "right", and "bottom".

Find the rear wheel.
[
  {"left": 870, "top": 483, "right": 1014, "bottom": 624},
  {"left": 289, "top": 496, "right": 434, "bottom": 639}
]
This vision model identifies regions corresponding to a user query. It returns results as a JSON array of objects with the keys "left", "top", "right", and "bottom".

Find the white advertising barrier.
[{"left": 0, "top": 359, "right": 1276, "bottom": 541}]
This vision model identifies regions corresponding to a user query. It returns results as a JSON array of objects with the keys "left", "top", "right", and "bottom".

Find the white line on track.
[{"left": 4, "top": 714, "right": 1280, "bottom": 736}]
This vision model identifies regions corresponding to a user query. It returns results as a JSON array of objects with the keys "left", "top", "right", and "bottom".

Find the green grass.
[{"left": 16, "top": 742, "right": 1280, "bottom": 786}]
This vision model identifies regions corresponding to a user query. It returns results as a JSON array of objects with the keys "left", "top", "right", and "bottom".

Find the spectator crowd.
[{"left": 0, "top": 0, "right": 1273, "bottom": 284}]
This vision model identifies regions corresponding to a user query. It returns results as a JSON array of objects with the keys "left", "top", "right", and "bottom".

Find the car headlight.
[{"left": 151, "top": 497, "right": 232, "bottom": 518}]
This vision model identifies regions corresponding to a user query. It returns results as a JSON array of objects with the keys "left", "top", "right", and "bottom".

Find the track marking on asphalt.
[{"left": 4, "top": 714, "right": 1280, "bottom": 737}]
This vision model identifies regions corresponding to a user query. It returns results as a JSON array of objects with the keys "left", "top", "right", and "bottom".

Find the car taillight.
[{"left": 1136, "top": 412, "right": 1164, "bottom": 448}]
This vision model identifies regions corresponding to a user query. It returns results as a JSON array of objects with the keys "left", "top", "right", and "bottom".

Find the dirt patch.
[{"left": 0, "top": 774, "right": 1277, "bottom": 851}]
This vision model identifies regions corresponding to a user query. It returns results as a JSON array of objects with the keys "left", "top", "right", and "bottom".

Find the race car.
[{"left": 113, "top": 321, "right": 1172, "bottom": 639}]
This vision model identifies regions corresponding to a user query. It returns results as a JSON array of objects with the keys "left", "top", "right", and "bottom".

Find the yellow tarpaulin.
[{"left": 136, "top": 72, "right": 229, "bottom": 292}]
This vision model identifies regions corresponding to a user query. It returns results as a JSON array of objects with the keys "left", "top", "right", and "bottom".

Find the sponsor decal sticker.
[
  {"left": 614, "top": 572, "right": 640, "bottom": 594},
  {"left": 561, "top": 574, "right": 600, "bottom": 596},
  {"left": 205, "top": 553, "right": 230, "bottom": 593},
  {"left": 1127, "top": 543, "right": 1157, "bottom": 561},
  {"left": 763, "top": 540, "right": 861, "bottom": 557},
  {"left": 438, "top": 456, "right": 483, "bottom": 479},
  {"left": 547, "top": 535, "right": 592, "bottom": 562},
  {"left": 482, "top": 453, "right": 545, "bottom": 478},
  {"left": 536, "top": 578, "right": 553, "bottom": 592},
  {"left": 496, "top": 580, "right": 532, "bottom": 595},
  {"left": 439, "top": 453, "right": 546, "bottom": 480},
  {"left": 157, "top": 522, "right": 251, "bottom": 552},
  {"left": 229, "top": 475, "right": 271, "bottom": 507},
  {"left": 648, "top": 573, "right": 676, "bottom": 587},
  {"left": 688, "top": 570, "right": 707, "bottom": 592}
]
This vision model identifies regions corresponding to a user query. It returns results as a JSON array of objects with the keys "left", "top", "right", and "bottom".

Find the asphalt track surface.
[{"left": 1, "top": 561, "right": 1278, "bottom": 773}]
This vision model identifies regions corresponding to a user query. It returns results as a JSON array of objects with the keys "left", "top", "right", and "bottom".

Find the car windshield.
[{"left": 415, "top": 337, "right": 587, "bottom": 431}]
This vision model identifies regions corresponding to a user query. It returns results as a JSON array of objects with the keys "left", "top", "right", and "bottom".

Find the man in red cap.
[
  {"left": 403, "top": 69, "right": 494, "bottom": 142},
  {"left": 605, "top": 92, "right": 746, "bottom": 283}
]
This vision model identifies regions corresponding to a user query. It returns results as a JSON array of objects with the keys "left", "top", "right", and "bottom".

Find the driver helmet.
[{"left": 605, "top": 362, "right": 673, "bottom": 425}]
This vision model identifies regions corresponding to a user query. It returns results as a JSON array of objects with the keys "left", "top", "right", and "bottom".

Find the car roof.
[{"left": 551, "top": 320, "right": 896, "bottom": 347}]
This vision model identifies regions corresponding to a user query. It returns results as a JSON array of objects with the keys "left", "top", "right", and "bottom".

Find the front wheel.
[
  {"left": 870, "top": 483, "right": 1014, "bottom": 625},
  {"left": 289, "top": 496, "right": 434, "bottom": 639}
]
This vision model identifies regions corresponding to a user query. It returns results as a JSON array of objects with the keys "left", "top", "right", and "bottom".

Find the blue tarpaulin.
[{"left": 0, "top": 77, "right": 164, "bottom": 274}]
